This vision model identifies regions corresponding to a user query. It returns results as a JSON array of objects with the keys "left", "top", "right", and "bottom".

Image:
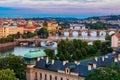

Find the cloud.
[{"left": 0, "top": 0, "right": 120, "bottom": 17}]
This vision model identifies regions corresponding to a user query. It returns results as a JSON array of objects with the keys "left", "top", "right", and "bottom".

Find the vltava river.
[{"left": 0, "top": 36, "right": 105, "bottom": 56}]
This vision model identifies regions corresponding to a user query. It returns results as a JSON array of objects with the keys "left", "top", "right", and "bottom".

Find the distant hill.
[
  {"left": 23, "top": 17, "right": 79, "bottom": 22},
  {"left": 86, "top": 15, "right": 120, "bottom": 21}
]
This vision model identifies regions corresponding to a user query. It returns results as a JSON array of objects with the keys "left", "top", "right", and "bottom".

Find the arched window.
[
  {"left": 35, "top": 72, "right": 37, "bottom": 80},
  {"left": 55, "top": 76, "right": 57, "bottom": 80},
  {"left": 45, "top": 74, "right": 47, "bottom": 80},
  {"left": 50, "top": 75, "right": 52, "bottom": 80},
  {"left": 40, "top": 73, "right": 42, "bottom": 80},
  {"left": 65, "top": 68, "right": 70, "bottom": 74}
]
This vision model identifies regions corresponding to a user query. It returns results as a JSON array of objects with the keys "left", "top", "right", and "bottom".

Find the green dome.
[{"left": 24, "top": 50, "right": 46, "bottom": 58}]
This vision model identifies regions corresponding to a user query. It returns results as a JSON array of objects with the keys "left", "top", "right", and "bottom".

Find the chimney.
[
  {"left": 105, "top": 55, "right": 108, "bottom": 58},
  {"left": 112, "top": 51, "right": 115, "bottom": 54},
  {"left": 77, "top": 62, "right": 80, "bottom": 65},
  {"left": 95, "top": 57, "right": 98, "bottom": 62},
  {"left": 114, "top": 57, "right": 118, "bottom": 62},
  {"left": 46, "top": 57, "right": 49, "bottom": 64},
  {"left": 52, "top": 59, "right": 55, "bottom": 65},
  {"left": 93, "top": 63, "right": 97, "bottom": 69},
  {"left": 102, "top": 56, "right": 105, "bottom": 61},
  {"left": 88, "top": 63, "right": 92, "bottom": 71},
  {"left": 118, "top": 55, "right": 120, "bottom": 61},
  {"left": 63, "top": 61, "right": 68, "bottom": 65},
  {"left": 74, "top": 61, "right": 78, "bottom": 64},
  {"left": 37, "top": 57, "right": 40, "bottom": 61},
  {"left": 41, "top": 57, "right": 44, "bottom": 59}
]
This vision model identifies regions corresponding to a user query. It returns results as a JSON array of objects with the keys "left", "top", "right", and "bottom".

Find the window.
[
  {"left": 50, "top": 75, "right": 52, "bottom": 80},
  {"left": 55, "top": 76, "right": 57, "bottom": 80},
  {"left": 35, "top": 72, "right": 37, "bottom": 80},
  {"left": 45, "top": 74, "right": 47, "bottom": 80},
  {"left": 60, "top": 78, "right": 63, "bottom": 80},
  {"left": 40, "top": 73, "right": 42, "bottom": 80}
]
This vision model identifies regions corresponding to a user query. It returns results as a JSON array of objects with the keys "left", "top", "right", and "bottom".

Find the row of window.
[{"left": 35, "top": 72, "right": 70, "bottom": 80}]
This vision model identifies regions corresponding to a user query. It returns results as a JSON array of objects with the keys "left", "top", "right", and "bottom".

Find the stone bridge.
[
  {"left": 15, "top": 37, "right": 106, "bottom": 47},
  {"left": 50, "top": 29, "right": 119, "bottom": 37}
]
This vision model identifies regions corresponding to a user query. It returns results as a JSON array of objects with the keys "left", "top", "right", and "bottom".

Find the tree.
[
  {"left": 59, "top": 53, "right": 65, "bottom": 61},
  {"left": 0, "top": 69, "right": 19, "bottom": 80},
  {"left": 44, "top": 49, "right": 56, "bottom": 59},
  {"left": 86, "top": 63, "right": 120, "bottom": 80},
  {"left": 37, "top": 27, "right": 49, "bottom": 38},
  {"left": 93, "top": 40, "right": 102, "bottom": 50},
  {"left": 0, "top": 54, "right": 25, "bottom": 80}
]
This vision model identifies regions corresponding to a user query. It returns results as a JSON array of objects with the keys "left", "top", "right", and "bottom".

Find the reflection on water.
[
  {"left": 0, "top": 36, "right": 105, "bottom": 56},
  {"left": 0, "top": 47, "right": 57, "bottom": 56},
  {"left": 52, "top": 36, "right": 105, "bottom": 40}
]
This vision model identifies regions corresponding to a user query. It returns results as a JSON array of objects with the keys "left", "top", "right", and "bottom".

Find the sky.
[{"left": 0, "top": 0, "right": 120, "bottom": 18}]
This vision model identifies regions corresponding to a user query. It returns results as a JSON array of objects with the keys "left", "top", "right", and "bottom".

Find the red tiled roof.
[{"left": 115, "top": 34, "right": 120, "bottom": 38}]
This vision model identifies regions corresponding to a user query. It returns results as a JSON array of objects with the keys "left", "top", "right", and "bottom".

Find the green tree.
[
  {"left": 86, "top": 62, "right": 120, "bottom": 80},
  {"left": 59, "top": 53, "right": 65, "bottom": 61},
  {"left": 93, "top": 40, "right": 102, "bottom": 50},
  {"left": 0, "top": 54, "right": 25, "bottom": 80},
  {"left": 81, "top": 48, "right": 87, "bottom": 57},
  {"left": 0, "top": 69, "right": 19, "bottom": 80},
  {"left": 72, "top": 53, "right": 78, "bottom": 61},
  {"left": 37, "top": 27, "right": 49, "bottom": 38},
  {"left": 44, "top": 49, "right": 56, "bottom": 59}
]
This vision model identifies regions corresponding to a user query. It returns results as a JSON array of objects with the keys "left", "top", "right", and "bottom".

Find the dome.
[
  {"left": 24, "top": 50, "right": 46, "bottom": 58},
  {"left": 28, "top": 21, "right": 33, "bottom": 25}
]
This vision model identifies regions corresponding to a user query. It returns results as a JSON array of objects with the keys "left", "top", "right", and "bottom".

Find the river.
[{"left": 0, "top": 36, "right": 105, "bottom": 56}]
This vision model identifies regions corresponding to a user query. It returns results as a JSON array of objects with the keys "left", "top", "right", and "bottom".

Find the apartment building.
[
  {"left": 111, "top": 33, "right": 120, "bottom": 49},
  {"left": 0, "top": 26, "right": 24, "bottom": 38}
]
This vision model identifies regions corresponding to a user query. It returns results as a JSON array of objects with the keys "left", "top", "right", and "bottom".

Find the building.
[
  {"left": 111, "top": 33, "right": 120, "bottom": 49},
  {"left": 70, "top": 24, "right": 86, "bottom": 30},
  {"left": 0, "top": 26, "right": 24, "bottom": 38},
  {"left": 24, "top": 50, "right": 120, "bottom": 80}
]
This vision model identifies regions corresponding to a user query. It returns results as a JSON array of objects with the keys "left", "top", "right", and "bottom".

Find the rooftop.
[
  {"left": 24, "top": 50, "right": 46, "bottom": 58},
  {"left": 34, "top": 52, "right": 120, "bottom": 77}
]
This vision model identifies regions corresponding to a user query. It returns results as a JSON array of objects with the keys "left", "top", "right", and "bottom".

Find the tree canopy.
[
  {"left": 0, "top": 54, "right": 26, "bottom": 80},
  {"left": 37, "top": 27, "right": 49, "bottom": 38},
  {"left": 86, "top": 63, "right": 120, "bottom": 80},
  {"left": 0, "top": 69, "right": 19, "bottom": 80}
]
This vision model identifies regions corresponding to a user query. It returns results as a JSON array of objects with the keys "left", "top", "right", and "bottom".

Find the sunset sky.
[{"left": 0, "top": 0, "right": 120, "bottom": 18}]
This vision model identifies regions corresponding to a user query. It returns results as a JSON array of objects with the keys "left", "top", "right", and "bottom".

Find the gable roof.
[
  {"left": 115, "top": 33, "right": 120, "bottom": 38},
  {"left": 34, "top": 52, "right": 120, "bottom": 78}
]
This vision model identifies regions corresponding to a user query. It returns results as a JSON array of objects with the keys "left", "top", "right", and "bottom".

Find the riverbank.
[{"left": 0, "top": 42, "right": 18, "bottom": 52}]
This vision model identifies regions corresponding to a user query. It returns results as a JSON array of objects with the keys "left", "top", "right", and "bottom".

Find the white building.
[
  {"left": 111, "top": 33, "right": 120, "bottom": 49},
  {"left": 70, "top": 24, "right": 86, "bottom": 30}
]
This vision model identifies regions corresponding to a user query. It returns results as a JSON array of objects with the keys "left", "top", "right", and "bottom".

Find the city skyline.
[{"left": 0, "top": 0, "right": 120, "bottom": 18}]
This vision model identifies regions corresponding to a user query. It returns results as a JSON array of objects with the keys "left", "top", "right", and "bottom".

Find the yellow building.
[
  {"left": 0, "top": 26, "right": 24, "bottom": 38},
  {"left": 47, "top": 23, "right": 58, "bottom": 31}
]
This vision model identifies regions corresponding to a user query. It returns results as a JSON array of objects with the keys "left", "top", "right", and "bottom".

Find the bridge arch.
[
  {"left": 100, "top": 31, "right": 106, "bottom": 36},
  {"left": 81, "top": 31, "right": 88, "bottom": 36},
  {"left": 64, "top": 31, "right": 69, "bottom": 37},
  {"left": 72, "top": 31, "right": 78, "bottom": 37},
  {"left": 90, "top": 31, "right": 97, "bottom": 37},
  {"left": 109, "top": 31, "right": 115, "bottom": 35}
]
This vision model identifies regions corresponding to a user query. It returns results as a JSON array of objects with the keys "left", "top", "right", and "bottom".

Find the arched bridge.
[
  {"left": 50, "top": 29, "right": 119, "bottom": 37},
  {"left": 15, "top": 37, "right": 106, "bottom": 47}
]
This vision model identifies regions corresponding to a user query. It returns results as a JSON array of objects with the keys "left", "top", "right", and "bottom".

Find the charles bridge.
[
  {"left": 50, "top": 29, "right": 119, "bottom": 36},
  {"left": 15, "top": 29, "right": 119, "bottom": 47}
]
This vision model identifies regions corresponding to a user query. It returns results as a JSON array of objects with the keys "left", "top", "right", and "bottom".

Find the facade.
[
  {"left": 111, "top": 33, "right": 120, "bottom": 49},
  {"left": 24, "top": 50, "right": 120, "bottom": 80},
  {"left": 70, "top": 24, "right": 86, "bottom": 30},
  {"left": 0, "top": 26, "right": 24, "bottom": 38}
]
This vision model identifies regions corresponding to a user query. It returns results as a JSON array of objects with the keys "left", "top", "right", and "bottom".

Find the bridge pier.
[{"left": 34, "top": 40, "right": 41, "bottom": 47}]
